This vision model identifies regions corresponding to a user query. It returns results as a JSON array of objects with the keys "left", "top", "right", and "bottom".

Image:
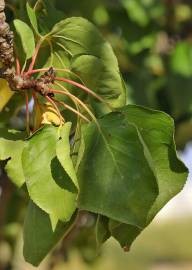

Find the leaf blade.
[
  {"left": 78, "top": 110, "right": 158, "bottom": 228},
  {"left": 78, "top": 105, "right": 188, "bottom": 248},
  {"left": 13, "top": 19, "right": 35, "bottom": 60},
  {"left": 0, "top": 129, "right": 26, "bottom": 187},
  {"left": 22, "top": 125, "right": 77, "bottom": 225},
  {"left": 23, "top": 200, "right": 77, "bottom": 266},
  {"left": 35, "top": 17, "right": 126, "bottom": 116},
  {"left": 56, "top": 122, "right": 78, "bottom": 188},
  {"left": 26, "top": 3, "right": 40, "bottom": 36}
]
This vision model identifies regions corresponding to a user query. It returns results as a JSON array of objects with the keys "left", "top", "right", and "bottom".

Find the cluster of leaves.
[
  {"left": 51, "top": 0, "right": 192, "bottom": 149},
  {"left": 0, "top": 0, "right": 189, "bottom": 267}
]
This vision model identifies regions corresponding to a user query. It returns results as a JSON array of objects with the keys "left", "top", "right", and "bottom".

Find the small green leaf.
[
  {"left": 0, "top": 129, "right": 26, "bottom": 187},
  {"left": 171, "top": 42, "right": 192, "bottom": 77},
  {"left": 36, "top": 0, "right": 65, "bottom": 34},
  {"left": 109, "top": 220, "right": 141, "bottom": 250},
  {"left": 95, "top": 215, "right": 110, "bottom": 247},
  {"left": 23, "top": 200, "right": 77, "bottom": 266},
  {"left": 22, "top": 125, "right": 77, "bottom": 227},
  {"left": 13, "top": 19, "right": 35, "bottom": 60},
  {"left": 122, "top": 0, "right": 149, "bottom": 27},
  {"left": 26, "top": 3, "right": 40, "bottom": 36}
]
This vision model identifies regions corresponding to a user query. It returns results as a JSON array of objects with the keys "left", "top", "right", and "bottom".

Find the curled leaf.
[{"left": 33, "top": 102, "right": 64, "bottom": 130}]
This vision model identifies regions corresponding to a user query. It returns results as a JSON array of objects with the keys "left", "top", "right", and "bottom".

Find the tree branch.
[{"left": 0, "top": 0, "right": 14, "bottom": 80}]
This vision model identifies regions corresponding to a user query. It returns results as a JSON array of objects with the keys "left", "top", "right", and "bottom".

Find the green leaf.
[
  {"left": 95, "top": 215, "right": 110, "bottom": 247},
  {"left": 78, "top": 109, "right": 158, "bottom": 227},
  {"left": 22, "top": 124, "right": 77, "bottom": 228},
  {"left": 56, "top": 122, "right": 78, "bottom": 188},
  {"left": 171, "top": 42, "right": 192, "bottom": 77},
  {"left": 23, "top": 200, "right": 77, "bottom": 266},
  {"left": 78, "top": 105, "right": 188, "bottom": 247},
  {"left": 0, "top": 129, "right": 26, "bottom": 187},
  {"left": 13, "top": 19, "right": 35, "bottom": 60},
  {"left": 37, "top": 0, "right": 65, "bottom": 34},
  {"left": 121, "top": 0, "right": 149, "bottom": 27},
  {"left": 109, "top": 220, "right": 141, "bottom": 250},
  {"left": 26, "top": 2, "right": 40, "bottom": 36},
  {"left": 35, "top": 17, "right": 126, "bottom": 116},
  {"left": 122, "top": 105, "right": 188, "bottom": 222},
  {"left": 73, "top": 129, "right": 85, "bottom": 172}
]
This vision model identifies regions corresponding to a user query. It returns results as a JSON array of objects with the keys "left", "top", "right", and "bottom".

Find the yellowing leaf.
[
  {"left": 0, "top": 79, "right": 14, "bottom": 112},
  {"left": 33, "top": 102, "right": 64, "bottom": 130},
  {"left": 42, "top": 104, "right": 63, "bottom": 126}
]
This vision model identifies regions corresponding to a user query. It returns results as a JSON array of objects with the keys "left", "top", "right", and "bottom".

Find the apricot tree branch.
[{"left": 0, "top": 0, "right": 14, "bottom": 80}]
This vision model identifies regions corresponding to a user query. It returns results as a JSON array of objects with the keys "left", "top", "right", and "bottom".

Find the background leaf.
[
  {"left": 171, "top": 42, "right": 192, "bottom": 77},
  {"left": 13, "top": 19, "right": 35, "bottom": 60},
  {"left": 23, "top": 200, "right": 77, "bottom": 266},
  {"left": 26, "top": 2, "right": 40, "bottom": 36}
]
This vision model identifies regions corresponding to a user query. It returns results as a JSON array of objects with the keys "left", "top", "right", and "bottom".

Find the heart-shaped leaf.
[
  {"left": 22, "top": 124, "right": 78, "bottom": 228},
  {"left": 78, "top": 105, "right": 188, "bottom": 247},
  {"left": 32, "top": 17, "right": 126, "bottom": 116}
]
